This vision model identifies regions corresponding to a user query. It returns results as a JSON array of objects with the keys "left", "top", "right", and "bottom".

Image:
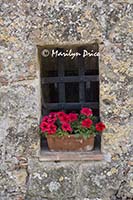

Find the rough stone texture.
[{"left": 0, "top": 0, "right": 132, "bottom": 199}]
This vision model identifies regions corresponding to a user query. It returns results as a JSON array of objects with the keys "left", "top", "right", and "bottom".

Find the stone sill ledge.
[{"left": 39, "top": 150, "right": 103, "bottom": 161}]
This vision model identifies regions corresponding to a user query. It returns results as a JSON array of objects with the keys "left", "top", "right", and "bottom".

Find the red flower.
[
  {"left": 40, "top": 121, "right": 49, "bottom": 132},
  {"left": 80, "top": 107, "right": 93, "bottom": 117},
  {"left": 57, "top": 111, "right": 69, "bottom": 123},
  {"left": 61, "top": 123, "right": 72, "bottom": 132},
  {"left": 47, "top": 124, "right": 57, "bottom": 135},
  {"left": 57, "top": 111, "right": 65, "bottom": 118},
  {"left": 68, "top": 113, "right": 78, "bottom": 122},
  {"left": 95, "top": 122, "right": 106, "bottom": 132},
  {"left": 47, "top": 118, "right": 56, "bottom": 123},
  {"left": 42, "top": 113, "right": 57, "bottom": 124},
  {"left": 49, "top": 112, "right": 57, "bottom": 118},
  {"left": 42, "top": 116, "right": 49, "bottom": 123},
  {"left": 48, "top": 112, "right": 57, "bottom": 123},
  {"left": 81, "top": 118, "right": 93, "bottom": 128}
]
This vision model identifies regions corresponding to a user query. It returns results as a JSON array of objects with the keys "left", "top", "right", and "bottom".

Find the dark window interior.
[{"left": 38, "top": 44, "right": 100, "bottom": 151}]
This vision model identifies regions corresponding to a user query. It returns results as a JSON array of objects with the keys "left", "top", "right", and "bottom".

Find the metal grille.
[{"left": 40, "top": 45, "right": 99, "bottom": 116}]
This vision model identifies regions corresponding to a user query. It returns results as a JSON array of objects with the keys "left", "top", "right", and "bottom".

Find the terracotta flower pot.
[{"left": 46, "top": 135, "right": 94, "bottom": 151}]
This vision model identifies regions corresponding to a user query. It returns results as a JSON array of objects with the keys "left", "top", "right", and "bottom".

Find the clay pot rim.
[{"left": 46, "top": 134, "right": 95, "bottom": 139}]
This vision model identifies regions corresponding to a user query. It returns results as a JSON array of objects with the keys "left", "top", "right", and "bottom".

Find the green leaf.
[{"left": 83, "top": 134, "right": 88, "bottom": 140}]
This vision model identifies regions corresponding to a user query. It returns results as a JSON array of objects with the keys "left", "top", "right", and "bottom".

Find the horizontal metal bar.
[
  {"left": 45, "top": 102, "right": 99, "bottom": 110},
  {"left": 41, "top": 75, "right": 99, "bottom": 84}
]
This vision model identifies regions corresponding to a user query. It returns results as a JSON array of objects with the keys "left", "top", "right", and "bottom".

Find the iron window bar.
[
  {"left": 41, "top": 75, "right": 99, "bottom": 84},
  {"left": 45, "top": 102, "right": 99, "bottom": 110}
]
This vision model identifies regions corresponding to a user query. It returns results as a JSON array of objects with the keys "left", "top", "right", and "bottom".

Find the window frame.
[{"left": 39, "top": 44, "right": 102, "bottom": 155}]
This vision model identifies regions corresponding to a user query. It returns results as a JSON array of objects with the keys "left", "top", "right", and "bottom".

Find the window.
[{"left": 38, "top": 44, "right": 100, "bottom": 153}]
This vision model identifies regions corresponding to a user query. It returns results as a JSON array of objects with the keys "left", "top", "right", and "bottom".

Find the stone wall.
[{"left": 0, "top": 0, "right": 132, "bottom": 199}]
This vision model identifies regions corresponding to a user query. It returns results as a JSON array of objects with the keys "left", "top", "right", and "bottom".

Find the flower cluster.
[{"left": 40, "top": 108, "right": 106, "bottom": 138}]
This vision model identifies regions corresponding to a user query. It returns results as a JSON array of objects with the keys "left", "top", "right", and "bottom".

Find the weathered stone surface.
[
  {"left": 26, "top": 161, "right": 78, "bottom": 199},
  {"left": 0, "top": 0, "right": 132, "bottom": 199},
  {"left": 77, "top": 158, "right": 133, "bottom": 199},
  {"left": 0, "top": 81, "right": 40, "bottom": 160}
]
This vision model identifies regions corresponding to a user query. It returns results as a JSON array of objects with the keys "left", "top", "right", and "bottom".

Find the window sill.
[{"left": 39, "top": 150, "right": 103, "bottom": 161}]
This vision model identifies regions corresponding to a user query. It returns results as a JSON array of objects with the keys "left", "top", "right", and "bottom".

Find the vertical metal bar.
[
  {"left": 58, "top": 48, "right": 65, "bottom": 109},
  {"left": 78, "top": 47, "right": 85, "bottom": 103}
]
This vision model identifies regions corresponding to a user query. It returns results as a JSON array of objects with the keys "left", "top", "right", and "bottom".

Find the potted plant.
[{"left": 39, "top": 107, "right": 106, "bottom": 151}]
